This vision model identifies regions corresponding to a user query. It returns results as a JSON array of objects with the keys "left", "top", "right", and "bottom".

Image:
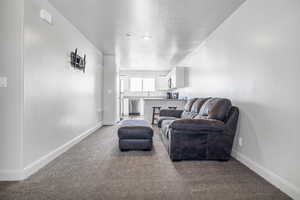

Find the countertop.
[
  {"left": 122, "top": 96, "right": 164, "bottom": 99},
  {"left": 143, "top": 98, "right": 186, "bottom": 101},
  {"left": 122, "top": 96, "right": 186, "bottom": 101}
]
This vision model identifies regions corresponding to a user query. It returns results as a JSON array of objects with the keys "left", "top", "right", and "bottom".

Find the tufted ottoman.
[{"left": 118, "top": 120, "right": 153, "bottom": 151}]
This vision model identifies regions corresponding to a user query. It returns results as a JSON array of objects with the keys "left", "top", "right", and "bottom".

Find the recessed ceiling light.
[{"left": 142, "top": 35, "right": 152, "bottom": 40}]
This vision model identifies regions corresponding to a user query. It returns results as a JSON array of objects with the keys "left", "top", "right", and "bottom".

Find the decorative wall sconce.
[{"left": 70, "top": 48, "right": 86, "bottom": 72}]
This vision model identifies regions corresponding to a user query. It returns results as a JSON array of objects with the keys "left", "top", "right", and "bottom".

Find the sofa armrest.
[
  {"left": 159, "top": 109, "right": 183, "bottom": 118},
  {"left": 169, "top": 119, "right": 225, "bottom": 132},
  {"left": 225, "top": 106, "right": 239, "bottom": 133}
]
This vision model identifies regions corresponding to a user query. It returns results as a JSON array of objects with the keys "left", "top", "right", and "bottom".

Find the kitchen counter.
[
  {"left": 143, "top": 98, "right": 186, "bottom": 123},
  {"left": 121, "top": 95, "right": 186, "bottom": 120},
  {"left": 122, "top": 96, "right": 166, "bottom": 99},
  {"left": 143, "top": 98, "right": 186, "bottom": 101}
]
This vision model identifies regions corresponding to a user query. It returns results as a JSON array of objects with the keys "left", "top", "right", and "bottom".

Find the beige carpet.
[{"left": 0, "top": 126, "right": 292, "bottom": 200}]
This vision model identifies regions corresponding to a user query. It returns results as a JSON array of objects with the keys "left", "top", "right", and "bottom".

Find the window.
[
  {"left": 142, "top": 78, "right": 155, "bottom": 92},
  {"left": 130, "top": 78, "right": 143, "bottom": 92},
  {"left": 130, "top": 78, "right": 155, "bottom": 92}
]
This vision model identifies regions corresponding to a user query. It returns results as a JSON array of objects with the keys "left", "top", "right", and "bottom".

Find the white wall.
[
  {"left": 1, "top": 0, "right": 103, "bottom": 179},
  {"left": 178, "top": 0, "right": 300, "bottom": 199},
  {"left": 23, "top": 0, "right": 103, "bottom": 168},
  {"left": 103, "top": 55, "right": 118, "bottom": 125},
  {"left": 0, "top": 0, "right": 103, "bottom": 180},
  {"left": 0, "top": 0, "right": 24, "bottom": 177}
]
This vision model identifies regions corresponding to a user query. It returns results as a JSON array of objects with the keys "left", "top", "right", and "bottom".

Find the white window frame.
[{"left": 129, "top": 77, "right": 155, "bottom": 92}]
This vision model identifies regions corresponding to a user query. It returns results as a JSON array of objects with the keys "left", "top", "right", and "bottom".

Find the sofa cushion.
[
  {"left": 180, "top": 98, "right": 198, "bottom": 119},
  {"left": 181, "top": 111, "right": 197, "bottom": 119},
  {"left": 159, "top": 109, "right": 183, "bottom": 118},
  {"left": 169, "top": 118, "right": 225, "bottom": 132},
  {"left": 190, "top": 98, "right": 211, "bottom": 113},
  {"left": 183, "top": 98, "right": 198, "bottom": 112},
  {"left": 157, "top": 116, "right": 178, "bottom": 128},
  {"left": 197, "top": 98, "right": 232, "bottom": 121}
]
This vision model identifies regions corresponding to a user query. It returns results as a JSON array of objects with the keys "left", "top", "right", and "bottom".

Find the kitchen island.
[
  {"left": 121, "top": 96, "right": 168, "bottom": 116},
  {"left": 143, "top": 98, "right": 186, "bottom": 123}
]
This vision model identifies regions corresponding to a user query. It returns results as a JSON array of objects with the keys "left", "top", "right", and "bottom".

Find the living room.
[{"left": 0, "top": 0, "right": 299, "bottom": 199}]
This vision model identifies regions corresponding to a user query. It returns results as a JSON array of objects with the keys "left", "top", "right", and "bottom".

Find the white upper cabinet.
[
  {"left": 168, "top": 67, "right": 185, "bottom": 89},
  {"left": 156, "top": 67, "right": 185, "bottom": 90},
  {"left": 156, "top": 76, "right": 169, "bottom": 91}
]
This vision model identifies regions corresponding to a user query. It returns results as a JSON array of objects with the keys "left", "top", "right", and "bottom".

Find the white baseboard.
[
  {"left": 23, "top": 122, "right": 103, "bottom": 179},
  {"left": 0, "top": 122, "right": 102, "bottom": 181},
  {"left": 232, "top": 149, "right": 300, "bottom": 200},
  {"left": 0, "top": 170, "right": 24, "bottom": 181}
]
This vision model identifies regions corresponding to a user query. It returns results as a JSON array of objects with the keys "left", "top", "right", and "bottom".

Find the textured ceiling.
[{"left": 49, "top": 0, "right": 245, "bottom": 70}]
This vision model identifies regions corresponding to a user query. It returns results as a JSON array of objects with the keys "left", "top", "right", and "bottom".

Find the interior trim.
[
  {"left": 232, "top": 149, "right": 300, "bottom": 200},
  {"left": 0, "top": 122, "right": 103, "bottom": 181},
  {"left": 0, "top": 170, "right": 24, "bottom": 181}
]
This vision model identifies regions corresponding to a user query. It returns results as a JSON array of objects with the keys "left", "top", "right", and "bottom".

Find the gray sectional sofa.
[{"left": 158, "top": 97, "right": 239, "bottom": 161}]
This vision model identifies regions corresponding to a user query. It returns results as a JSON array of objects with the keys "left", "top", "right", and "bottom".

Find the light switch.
[{"left": 0, "top": 77, "right": 8, "bottom": 88}]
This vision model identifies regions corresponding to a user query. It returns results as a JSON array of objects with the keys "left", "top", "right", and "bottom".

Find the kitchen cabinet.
[
  {"left": 156, "top": 76, "right": 169, "bottom": 91},
  {"left": 156, "top": 67, "right": 186, "bottom": 90},
  {"left": 169, "top": 67, "right": 185, "bottom": 89},
  {"left": 158, "top": 67, "right": 185, "bottom": 90}
]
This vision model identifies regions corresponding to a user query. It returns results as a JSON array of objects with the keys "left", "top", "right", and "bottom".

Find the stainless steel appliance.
[{"left": 129, "top": 99, "right": 141, "bottom": 115}]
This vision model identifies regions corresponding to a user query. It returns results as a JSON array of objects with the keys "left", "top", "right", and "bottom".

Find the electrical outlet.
[
  {"left": 0, "top": 77, "right": 8, "bottom": 88},
  {"left": 238, "top": 137, "right": 243, "bottom": 147}
]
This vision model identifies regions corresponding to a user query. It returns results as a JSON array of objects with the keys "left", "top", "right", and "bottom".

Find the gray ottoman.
[{"left": 118, "top": 120, "right": 153, "bottom": 151}]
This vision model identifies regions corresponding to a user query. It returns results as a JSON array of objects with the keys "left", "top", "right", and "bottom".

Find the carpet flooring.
[{"left": 0, "top": 126, "right": 292, "bottom": 200}]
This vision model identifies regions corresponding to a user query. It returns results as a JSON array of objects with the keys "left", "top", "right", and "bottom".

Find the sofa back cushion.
[
  {"left": 196, "top": 98, "right": 232, "bottom": 121},
  {"left": 181, "top": 111, "right": 196, "bottom": 119},
  {"left": 181, "top": 98, "right": 198, "bottom": 119},
  {"left": 190, "top": 98, "right": 211, "bottom": 114},
  {"left": 183, "top": 98, "right": 198, "bottom": 112}
]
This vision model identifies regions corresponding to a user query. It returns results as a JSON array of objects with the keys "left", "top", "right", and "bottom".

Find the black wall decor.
[{"left": 70, "top": 48, "right": 86, "bottom": 72}]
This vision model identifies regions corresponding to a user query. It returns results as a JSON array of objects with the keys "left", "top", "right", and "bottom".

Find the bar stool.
[
  {"left": 168, "top": 106, "right": 177, "bottom": 110},
  {"left": 152, "top": 106, "right": 161, "bottom": 125}
]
